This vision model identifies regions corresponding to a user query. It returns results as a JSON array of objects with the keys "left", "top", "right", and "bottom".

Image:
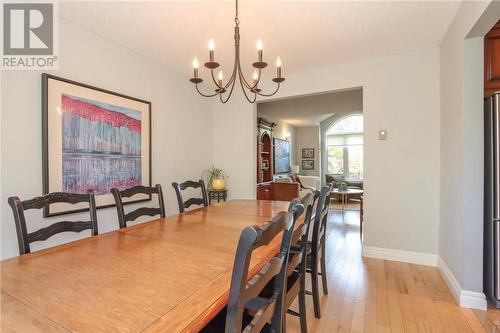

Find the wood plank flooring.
[{"left": 285, "top": 206, "right": 496, "bottom": 332}]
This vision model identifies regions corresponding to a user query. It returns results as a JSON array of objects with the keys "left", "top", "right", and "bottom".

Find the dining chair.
[
  {"left": 287, "top": 191, "right": 319, "bottom": 333},
  {"left": 8, "top": 191, "right": 98, "bottom": 255},
  {"left": 257, "top": 194, "right": 313, "bottom": 333},
  {"left": 111, "top": 184, "right": 165, "bottom": 228},
  {"left": 307, "top": 185, "right": 332, "bottom": 319},
  {"left": 171, "top": 179, "right": 208, "bottom": 213},
  {"left": 200, "top": 210, "right": 295, "bottom": 333}
]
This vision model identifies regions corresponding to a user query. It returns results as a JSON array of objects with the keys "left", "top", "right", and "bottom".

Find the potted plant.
[{"left": 204, "top": 165, "right": 228, "bottom": 190}]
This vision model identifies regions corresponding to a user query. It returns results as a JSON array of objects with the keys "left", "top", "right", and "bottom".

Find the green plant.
[{"left": 203, "top": 165, "right": 228, "bottom": 189}]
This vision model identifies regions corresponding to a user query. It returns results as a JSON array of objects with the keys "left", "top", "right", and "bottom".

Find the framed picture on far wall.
[
  {"left": 302, "top": 148, "right": 314, "bottom": 159},
  {"left": 302, "top": 159, "right": 314, "bottom": 170},
  {"left": 42, "top": 74, "right": 152, "bottom": 216}
]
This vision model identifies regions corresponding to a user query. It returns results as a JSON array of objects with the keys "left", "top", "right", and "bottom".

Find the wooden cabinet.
[
  {"left": 485, "top": 20, "right": 500, "bottom": 97},
  {"left": 257, "top": 118, "right": 276, "bottom": 184},
  {"left": 256, "top": 182, "right": 272, "bottom": 200}
]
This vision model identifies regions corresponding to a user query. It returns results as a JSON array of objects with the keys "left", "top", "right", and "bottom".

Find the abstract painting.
[
  {"left": 43, "top": 74, "right": 151, "bottom": 216},
  {"left": 61, "top": 95, "right": 142, "bottom": 195}
]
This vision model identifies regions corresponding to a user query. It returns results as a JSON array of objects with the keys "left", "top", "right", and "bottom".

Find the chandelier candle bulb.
[
  {"left": 192, "top": 57, "right": 199, "bottom": 78},
  {"left": 253, "top": 70, "right": 259, "bottom": 85},
  {"left": 218, "top": 71, "right": 223, "bottom": 86},
  {"left": 256, "top": 39, "right": 263, "bottom": 62},
  {"left": 208, "top": 38, "right": 215, "bottom": 61},
  {"left": 276, "top": 57, "right": 282, "bottom": 78}
]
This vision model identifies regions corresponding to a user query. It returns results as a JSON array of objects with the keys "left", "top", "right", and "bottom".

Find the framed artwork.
[
  {"left": 302, "top": 148, "right": 314, "bottom": 159},
  {"left": 273, "top": 138, "right": 290, "bottom": 174},
  {"left": 302, "top": 159, "right": 315, "bottom": 170},
  {"left": 42, "top": 74, "right": 152, "bottom": 216},
  {"left": 261, "top": 160, "right": 269, "bottom": 170}
]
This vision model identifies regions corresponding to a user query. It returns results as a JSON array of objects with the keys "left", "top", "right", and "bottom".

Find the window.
[{"left": 326, "top": 115, "right": 363, "bottom": 179}]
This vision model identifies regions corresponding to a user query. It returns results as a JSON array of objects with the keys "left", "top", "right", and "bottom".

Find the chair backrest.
[
  {"left": 8, "top": 192, "right": 98, "bottom": 255},
  {"left": 111, "top": 184, "right": 165, "bottom": 229},
  {"left": 225, "top": 211, "right": 295, "bottom": 333},
  {"left": 171, "top": 179, "right": 208, "bottom": 213},
  {"left": 288, "top": 191, "right": 320, "bottom": 276},
  {"left": 310, "top": 186, "right": 331, "bottom": 254}
]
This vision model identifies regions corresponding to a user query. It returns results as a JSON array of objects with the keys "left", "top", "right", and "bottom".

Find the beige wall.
[
  {"left": 296, "top": 126, "right": 320, "bottom": 177},
  {"left": 439, "top": 0, "right": 495, "bottom": 296},
  {"left": 213, "top": 47, "right": 441, "bottom": 256},
  {"left": 0, "top": 19, "right": 214, "bottom": 259}
]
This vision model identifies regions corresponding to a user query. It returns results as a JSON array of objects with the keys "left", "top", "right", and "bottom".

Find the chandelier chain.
[{"left": 235, "top": 0, "right": 239, "bottom": 26}]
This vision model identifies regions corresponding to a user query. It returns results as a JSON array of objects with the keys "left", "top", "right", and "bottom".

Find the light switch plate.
[{"left": 379, "top": 130, "right": 387, "bottom": 140}]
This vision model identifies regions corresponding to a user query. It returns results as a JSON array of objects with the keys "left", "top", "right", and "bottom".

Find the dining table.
[{"left": 0, "top": 199, "right": 296, "bottom": 333}]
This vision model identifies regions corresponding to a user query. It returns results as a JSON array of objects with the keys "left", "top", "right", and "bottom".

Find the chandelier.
[{"left": 189, "top": 0, "right": 285, "bottom": 103}]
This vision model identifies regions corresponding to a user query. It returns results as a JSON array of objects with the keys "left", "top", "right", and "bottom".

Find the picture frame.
[
  {"left": 302, "top": 159, "right": 315, "bottom": 170},
  {"left": 302, "top": 148, "right": 314, "bottom": 159},
  {"left": 42, "top": 74, "right": 152, "bottom": 216},
  {"left": 261, "top": 160, "right": 269, "bottom": 170}
]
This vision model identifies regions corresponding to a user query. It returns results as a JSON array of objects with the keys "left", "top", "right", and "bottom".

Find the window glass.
[{"left": 326, "top": 115, "right": 363, "bottom": 179}]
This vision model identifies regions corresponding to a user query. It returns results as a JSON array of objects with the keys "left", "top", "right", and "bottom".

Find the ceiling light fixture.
[{"left": 189, "top": 0, "right": 285, "bottom": 103}]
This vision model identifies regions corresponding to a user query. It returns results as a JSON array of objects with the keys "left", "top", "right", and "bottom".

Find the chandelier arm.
[
  {"left": 195, "top": 84, "right": 219, "bottom": 97},
  {"left": 238, "top": 71, "right": 257, "bottom": 103},
  {"left": 237, "top": 60, "right": 257, "bottom": 89},
  {"left": 219, "top": 73, "right": 238, "bottom": 103},
  {"left": 255, "top": 83, "right": 281, "bottom": 97}
]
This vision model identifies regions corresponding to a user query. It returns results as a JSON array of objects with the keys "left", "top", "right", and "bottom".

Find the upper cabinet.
[{"left": 485, "top": 20, "right": 500, "bottom": 97}]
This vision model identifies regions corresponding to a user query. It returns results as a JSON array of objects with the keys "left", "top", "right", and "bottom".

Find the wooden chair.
[
  {"left": 200, "top": 211, "right": 296, "bottom": 333},
  {"left": 307, "top": 186, "right": 332, "bottom": 319},
  {"left": 259, "top": 193, "right": 316, "bottom": 333},
  {"left": 111, "top": 184, "right": 165, "bottom": 228},
  {"left": 171, "top": 179, "right": 208, "bottom": 213},
  {"left": 8, "top": 192, "right": 98, "bottom": 255}
]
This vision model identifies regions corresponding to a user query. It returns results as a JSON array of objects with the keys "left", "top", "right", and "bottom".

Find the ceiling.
[
  {"left": 60, "top": 1, "right": 461, "bottom": 80},
  {"left": 257, "top": 88, "right": 362, "bottom": 127}
]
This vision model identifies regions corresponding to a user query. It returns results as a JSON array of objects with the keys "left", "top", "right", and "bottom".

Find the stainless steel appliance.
[{"left": 484, "top": 92, "right": 500, "bottom": 307}]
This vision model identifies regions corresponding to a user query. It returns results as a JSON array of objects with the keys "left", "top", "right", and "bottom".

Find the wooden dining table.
[{"left": 0, "top": 199, "right": 295, "bottom": 333}]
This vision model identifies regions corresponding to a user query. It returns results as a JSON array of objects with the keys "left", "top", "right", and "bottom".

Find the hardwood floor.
[{"left": 285, "top": 206, "right": 496, "bottom": 332}]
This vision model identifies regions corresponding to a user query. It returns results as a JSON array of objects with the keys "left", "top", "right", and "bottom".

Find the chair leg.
[
  {"left": 299, "top": 272, "right": 308, "bottom": 333},
  {"left": 311, "top": 260, "right": 321, "bottom": 319},
  {"left": 320, "top": 244, "right": 328, "bottom": 295}
]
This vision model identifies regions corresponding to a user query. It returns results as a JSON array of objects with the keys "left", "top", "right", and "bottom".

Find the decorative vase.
[{"left": 211, "top": 178, "right": 225, "bottom": 190}]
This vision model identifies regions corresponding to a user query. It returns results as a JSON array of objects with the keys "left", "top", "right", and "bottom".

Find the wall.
[
  {"left": 213, "top": 47, "right": 441, "bottom": 256},
  {"left": 296, "top": 126, "right": 320, "bottom": 177},
  {"left": 256, "top": 111, "right": 297, "bottom": 167},
  {"left": 0, "top": 19, "right": 214, "bottom": 259},
  {"left": 439, "top": 0, "right": 495, "bottom": 300}
]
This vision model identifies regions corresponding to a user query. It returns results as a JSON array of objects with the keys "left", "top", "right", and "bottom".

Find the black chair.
[
  {"left": 111, "top": 184, "right": 165, "bottom": 228},
  {"left": 8, "top": 191, "right": 98, "bottom": 255},
  {"left": 257, "top": 192, "right": 318, "bottom": 333},
  {"left": 201, "top": 210, "right": 296, "bottom": 333},
  {"left": 171, "top": 179, "right": 208, "bottom": 213},
  {"left": 307, "top": 186, "right": 332, "bottom": 318}
]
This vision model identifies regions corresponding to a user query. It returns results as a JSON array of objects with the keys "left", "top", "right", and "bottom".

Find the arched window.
[{"left": 326, "top": 114, "right": 363, "bottom": 179}]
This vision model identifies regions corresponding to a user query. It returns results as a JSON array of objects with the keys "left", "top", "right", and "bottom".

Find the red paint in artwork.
[{"left": 62, "top": 95, "right": 141, "bottom": 133}]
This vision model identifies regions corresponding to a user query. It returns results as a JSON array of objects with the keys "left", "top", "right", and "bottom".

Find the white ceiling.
[
  {"left": 257, "top": 88, "right": 362, "bottom": 127},
  {"left": 60, "top": 1, "right": 461, "bottom": 80}
]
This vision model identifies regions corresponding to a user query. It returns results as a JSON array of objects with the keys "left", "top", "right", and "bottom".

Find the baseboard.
[
  {"left": 362, "top": 246, "right": 438, "bottom": 266},
  {"left": 437, "top": 257, "right": 487, "bottom": 310},
  {"left": 362, "top": 247, "right": 487, "bottom": 310}
]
